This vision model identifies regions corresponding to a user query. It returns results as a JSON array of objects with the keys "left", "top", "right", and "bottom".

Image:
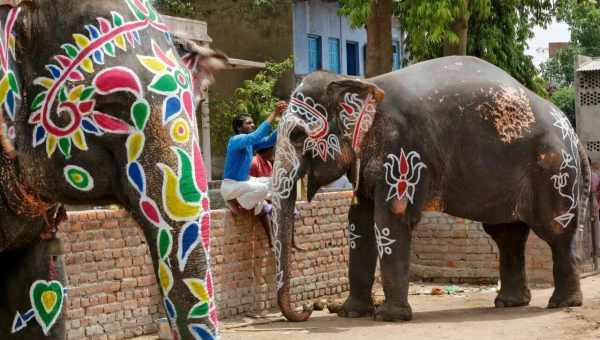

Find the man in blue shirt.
[{"left": 220, "top": 101, "right": 287, "bottom": 217}]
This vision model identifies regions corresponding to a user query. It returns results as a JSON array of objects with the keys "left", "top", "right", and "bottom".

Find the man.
[
  {"left": 249, "top": 146, "right": 274, "bottom": 178},
  {"left": 220, "top": 101, "right": 287, "bottom": 220}
]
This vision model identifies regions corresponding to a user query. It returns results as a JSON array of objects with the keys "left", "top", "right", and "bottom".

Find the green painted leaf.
[
  {"left": 31, "top": 92, "right": 47, "bottom": 111},
  {"left": 62, "top": 44, "right": 79, "bottom": 59},
  {"left": 59, "top": 87, "right": 68, "bottom": 102},
  {"left": 131, "top": 99, "right": 150, "bottom": 130},
  {"left": 126, "top": 0, "right": 147, "bottom": 20},
  {"left": 147, "top": 2, "right": 158, "bottom": 21},
  {"left": 103, "top": 42, "right": 115, "bottom": 57},
  {"left": 80, "top": 87, "right": 95, "bottom": 101},
  {"left": 112, "top": 12, "right": 124, "bottom": 27},
  {"left": 7, "top": 72, "right": 18, "bottom": 95},
  {"left": 158, "top": 228, "right": 172, "bottom": 260},
  {"left": 59, "top": 137, "right": 71, "bottom": 159},
  {"left": 188, "top": 302, "right": 209, "bottom": 319},
  {"left": 176, "top": 148, "right": 201, "bottom": 203},
  {"left": 149, "top": 74, "right": 178, "bottom": 94}
]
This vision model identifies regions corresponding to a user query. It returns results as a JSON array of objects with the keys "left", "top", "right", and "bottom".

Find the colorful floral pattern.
[{"left": 26, "top": 0, "right": 218, "bottom": 338}]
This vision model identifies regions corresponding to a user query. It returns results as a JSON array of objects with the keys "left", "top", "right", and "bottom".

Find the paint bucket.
[{"left": 156, "top": 318, "right": 171, "bottom": 339}]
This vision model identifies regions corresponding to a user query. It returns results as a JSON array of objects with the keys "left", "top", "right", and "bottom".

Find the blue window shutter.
[
  {"left": 328, "top": 38, "right": 340, "bottom": 74},
  {"left": 393, "top": 41, "right": 401, "bottom": 70},
  {"left": 308, "top": 35, "right": 322, "bottom": 72}
]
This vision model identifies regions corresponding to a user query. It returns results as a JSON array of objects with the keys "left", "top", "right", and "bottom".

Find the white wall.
[{"left": 293, "top": 0, "right": 403, "bottom": 76}]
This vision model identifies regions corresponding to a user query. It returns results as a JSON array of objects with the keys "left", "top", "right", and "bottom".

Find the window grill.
[{"left": 586, "top": 141, "right": 600, "bottom": 153}]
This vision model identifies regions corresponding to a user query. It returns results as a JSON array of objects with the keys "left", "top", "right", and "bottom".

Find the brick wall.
[{"left": 60, "top": 191, "right": 590, "bottom": 339}]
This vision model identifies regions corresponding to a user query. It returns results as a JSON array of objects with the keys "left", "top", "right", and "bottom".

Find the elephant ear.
[
  {"left": 327, "top": 79, "right": 384, "bottom": 152},
  {"left": 174, "top": 38, "right": 228, "bottom": 99}
]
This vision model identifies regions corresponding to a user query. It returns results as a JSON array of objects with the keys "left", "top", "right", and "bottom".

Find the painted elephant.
[
  {"left": 271, "top": 56, "right": 591, "bottom": 322},
  {"left": 0, "top": 1, "right": 225, "bottom": 339}
]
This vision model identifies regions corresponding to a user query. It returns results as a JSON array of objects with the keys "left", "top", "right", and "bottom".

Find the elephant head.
[
  {"left": 271, "top": 71, "right": 384, "bottom": 321},
  {"left": 0, "top": 1, "right": 225, "bottom": 338}
]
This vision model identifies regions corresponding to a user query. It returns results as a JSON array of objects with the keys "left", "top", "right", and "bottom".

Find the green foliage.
[
  {"left": 467, "top": 0, "right": 553, "bottom": 96},
  {"left": 541, "top": 0, "right": 600, "bottom": 90},
  {"left": 556, "top": 0, "right": 600, "bottom": 57},
  {"left": 551, "top": 86, "right": 576, "bottom": 126},
  {"left": 540, "top": 45, "right": 580, "bottom": 88},
  {"left": 206, "top": 58, "right": 293, "bottom": 156},
  {"left": 338, "top": 0, "right": 552, "bottom": 96},
  {"left": 154, "top": 0, "right": 291, "bottom": 18}
]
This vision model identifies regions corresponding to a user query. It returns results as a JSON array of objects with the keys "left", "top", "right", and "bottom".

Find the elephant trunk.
[
  {"left": 271, "top": 125, "right": 313, "bottom": 321},
  {"left": 273, "top": 193, "right": 313, "bottom": 322}
]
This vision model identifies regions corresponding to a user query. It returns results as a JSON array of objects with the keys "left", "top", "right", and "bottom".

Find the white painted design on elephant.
[
  {"left": 374, "top": 224, "right": 396, "bottom": 258},
  {"left": 339, "top": 92, "right": 376, "bottom": 151},
  {"left": 288, "top": 91, "right": 340, "bottom": 161},
  {"left": 549, "top": 107, "right": 580, "bottom": 229},
  {"left": 348, "top": 223, "right": 361, "bottom": 249},
  {"left": 271, "top": 114, "right": 303, "bottom": 290},
  {"left": 384, "top": 149, "right": 427, "bottom": 204}
]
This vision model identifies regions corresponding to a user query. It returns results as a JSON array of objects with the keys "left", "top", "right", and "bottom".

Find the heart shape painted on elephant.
[{"left": 30, "top": 280, "right": 64, "bottom": 335}]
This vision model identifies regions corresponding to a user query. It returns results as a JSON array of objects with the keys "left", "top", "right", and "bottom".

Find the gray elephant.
[
  {"left": 0, "top": 1, "right": 225, "bottom": 339},
  {"left": 271, "top": 56, "right": 591, "bottom": 322}
]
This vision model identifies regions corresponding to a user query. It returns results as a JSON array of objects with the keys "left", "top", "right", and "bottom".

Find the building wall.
[
  {"left": 293, "top": 0, "right": 403, "bottom": 76},
  {"left": 60, "top": 191, "right": 589, "bottom": 339}
]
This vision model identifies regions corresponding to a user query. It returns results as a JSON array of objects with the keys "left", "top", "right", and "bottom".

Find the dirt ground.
[{"left": 218, "top": 273, "right": 600, "bottom": 340}]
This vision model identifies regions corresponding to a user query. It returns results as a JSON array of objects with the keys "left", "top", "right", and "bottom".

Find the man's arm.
[{"left": 229, "top": 101, "right": 287, "bottom": 150}]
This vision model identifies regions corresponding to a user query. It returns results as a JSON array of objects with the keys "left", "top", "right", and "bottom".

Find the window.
[
  {"left": 393, "top": 40, "right": 401, "bottom": 70},
  {"left": 308, "top": 35, "right": 322, "bottom": 72},
  {"left": 328, "top": 38, "right": 341, "bottom": 74},
  {"left": 346, "top": 41, "right": 359, "bottom": 76}
]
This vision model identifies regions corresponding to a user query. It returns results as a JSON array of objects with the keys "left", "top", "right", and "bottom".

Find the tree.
[
  {"left": 551, "top": 86, "right": 576, "bottom": 126},
  {"left": 540, "top": 45, "right": 580, "bottom": 88},
  {"left": 339, "top": 0, "right": 553, "bottom": 95}
]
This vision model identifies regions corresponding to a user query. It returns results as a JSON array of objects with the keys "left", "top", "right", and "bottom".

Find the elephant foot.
[
  {"left": 373, "top": 302, "right": 412, "bottom": 322},
  {"left": 494, "top": 288, "right": 531, "bottom": 308},
  {"left": 336, "top": 296, "right": 374, "bottom": 318},
  {"left": 547, "top": 290, "right": 582, "bottom": 308}
]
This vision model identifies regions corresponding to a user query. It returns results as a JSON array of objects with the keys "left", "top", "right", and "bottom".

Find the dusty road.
[{"left": 221, "top": 274, "right": 600, "bottom": 340}]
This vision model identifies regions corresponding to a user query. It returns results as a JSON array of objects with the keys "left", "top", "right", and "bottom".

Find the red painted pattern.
[
  {"left": 94, "top": 67, "right": 142, "bottom": 95},
  {"left": 40, "top": 17, "right": 167, "bottom": 137},
  {"left": 351, "top": 93, "right": 374, "bottom": 151},
  {"left": 92, "top": 112, "right": 131, "bottom": 133},
  {"left": 290, "top": 97, "right": 329, "bottom": 139},
  {"left": 42, "top": 101, "right": 82, "bottom": 136},
  {"left": 0, "top": 8, "right": 19, "bottom": 71},
  {"left": 140, "top": 199, "right": 161, "bottom": 225},
  {"left": 193, "top": 142, "right": 207, "bottom": 192}
]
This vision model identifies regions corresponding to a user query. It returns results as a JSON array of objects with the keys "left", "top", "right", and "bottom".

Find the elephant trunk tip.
[{"left": 278, "top": 290, "right": 313, "bottom": 322}]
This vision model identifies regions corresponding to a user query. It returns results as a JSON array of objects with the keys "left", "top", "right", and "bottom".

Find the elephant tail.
[{"left": 577, "top": 140, "right": 592, "bottom": 232}]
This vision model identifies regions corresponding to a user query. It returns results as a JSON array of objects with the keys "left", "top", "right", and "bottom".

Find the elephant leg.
[
  {"left": 528, "top": 221, "right": 581, "bottom": 308},
  {"left": 372, "top": 206, "right": 413, "bottom": 322},
  {"left": 338, "top": 197, "right": 377, "bottom": 318},
  {"left": 483, "top": 222, "right": 531, "bottom": 307},
  {"left": 0, "top": 238, "right": 67, "bottom": 339}
]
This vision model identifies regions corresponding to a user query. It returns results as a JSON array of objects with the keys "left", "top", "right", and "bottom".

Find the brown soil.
[{"left": 220, "top": 274, "right": 600, "bottom": 340}]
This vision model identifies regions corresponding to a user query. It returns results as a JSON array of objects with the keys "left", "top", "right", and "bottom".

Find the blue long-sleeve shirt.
[{"left": 223, "top": 121, "right": 277, "bottom": 181}]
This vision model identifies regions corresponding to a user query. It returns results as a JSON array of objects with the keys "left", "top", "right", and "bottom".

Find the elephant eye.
[
  {"left": 94, "top": 94, "right": 136, "bottom": 115},
  {"left": 289, "top": 127, "right": 306, "bottom": 146}
]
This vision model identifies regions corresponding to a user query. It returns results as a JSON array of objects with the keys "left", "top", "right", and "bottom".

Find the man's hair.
[
  {"left": 256, "top": 146, "right": 273, "bottom": 155},
  {"left": 232, "top": 113, "right": 252, "bottom": 134}
]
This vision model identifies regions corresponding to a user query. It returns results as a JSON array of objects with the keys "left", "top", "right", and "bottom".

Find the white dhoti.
[{"left": 220, "top": 177, "right": 272, "bottom": 215}]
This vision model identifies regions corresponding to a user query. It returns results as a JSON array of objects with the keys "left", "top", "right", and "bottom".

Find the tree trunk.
[
  {"left": 366, "top": 0, "right": 393, "bottom": 78},
  {"left": 443, "top": 0, "right": 469, "bottom": 56}
]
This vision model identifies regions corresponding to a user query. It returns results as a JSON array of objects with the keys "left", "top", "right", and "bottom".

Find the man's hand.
[{"left": 274, "top": 100, "right": 288, "bottom": 117}]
